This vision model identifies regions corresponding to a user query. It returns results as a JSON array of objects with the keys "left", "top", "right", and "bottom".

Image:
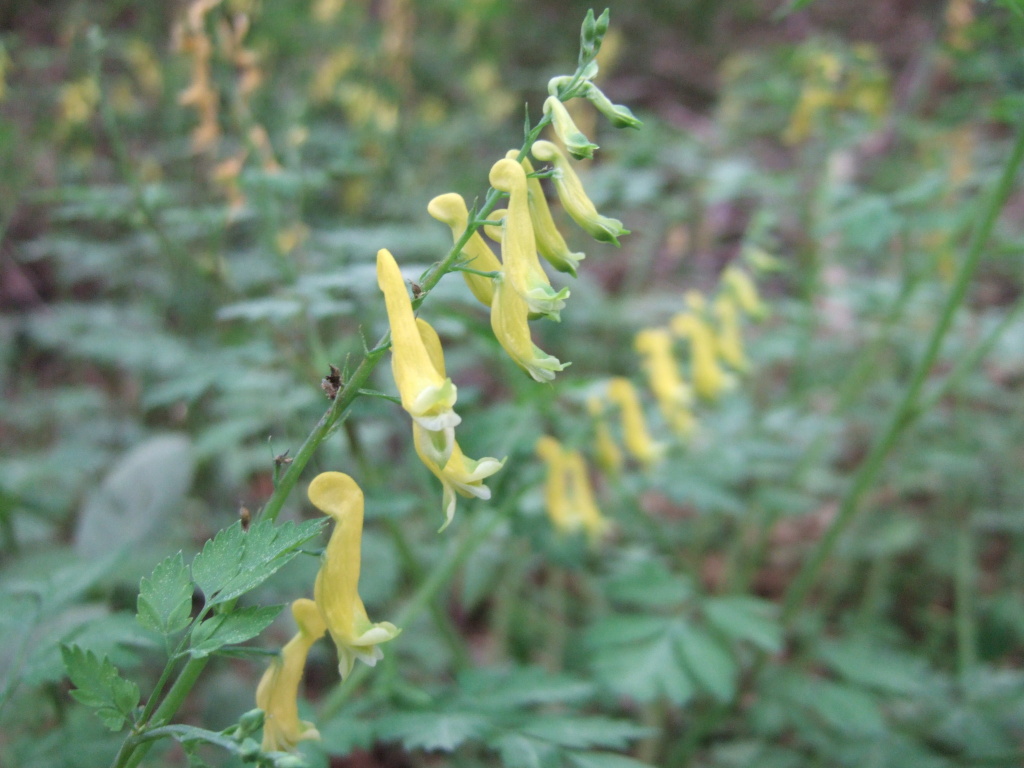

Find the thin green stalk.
[
  {"left": 955, "top": 521, "right": 977, "bottom": 690},
  {"left": 780, "top": 121, "right": 1024, "bottom": 626}
]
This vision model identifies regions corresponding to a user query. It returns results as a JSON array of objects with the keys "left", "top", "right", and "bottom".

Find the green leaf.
[
  {"left": 189, "top": 605, "right": 282, "bottom": 658},
  {"left": 457, "top": 667, "right": 594, "bottom": 709},
  {"left": 376, "top": 711, "right": 491, "bottom": 752},
  {"left": 704, "top": 596, "right": 782, "bottom": 653},
  {"left": 520, "top": 717, "right": 651, "bottom": 750},
  {"left": 60, "top": 645, "right": 140, "bottom": 731},
  {"left": 567, "top": 753, "right": 657, "bottom": 768},
  {"left": 190, "top": 518, "right": 325, "bottom": 605},
  {"left": 589, "top": 621, "right": 695, "bottom": 705},
  {"left": 604, "top": 561, "right": 691, "bottom": 608},
  {"left": 137, "top": 552, "right": 193, "bottom": 638},
  {"left": 73, "top": 434, "right": 195, "bottom": 558},
  {"left": 816, "top": 638, "right": 928, "bottom": 695},
  {"left": 494, "top": 733, "right": 559, "bottom": 768},
  {"left": 673, "top": 623, "right": 737, "bottom": 702}
]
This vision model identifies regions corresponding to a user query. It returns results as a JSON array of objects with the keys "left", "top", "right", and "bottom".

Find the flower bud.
[
  {"left": 427, "top": 193, "right": 502, "bottom": 307},
  {"left": 543, "top": 96, "right": 599, "bottom": 160},
  {"left": 531, "top": 140, "right": 629, "bottom": 246},
  {"left": 582, "top": 83, "right": 642, "bottom": 129}
]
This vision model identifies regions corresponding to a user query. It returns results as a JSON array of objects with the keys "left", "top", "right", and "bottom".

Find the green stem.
[
  {"left": 955, "top": 520, "right": 977, "bottom": 690},
  {"left": 780, "top": 121, "right": 1024, "bottom": 626}
]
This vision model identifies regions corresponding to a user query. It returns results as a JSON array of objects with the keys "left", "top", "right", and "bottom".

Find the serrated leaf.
[
  {"left": 137, "top": 552, "right": 193, "bottom": 638},
  {"left": 567, "top": 753, "right": 657, "bottom": 768},
  {"left": 591, "top": 626, "right": 695, "bottom": 705},
  {"left": 816, "top": 638, "right": 928, "bottom": 696},
  {"left": 61, "top": 645, "right": 140, "bottom": 731},
  {"left": 520, "top": 717, "right": 651, "bottom": 750},
  {"left": 189, "top": 605, "right": 282, "bottom": 658},
  {"left": 376, "top": 711, "right": 491, "bottom": 752},
  {"left": 704, "top": 596, "right": 782, "bottom": 653},
  {"left": 190, "top": 518, "right": 324, "bottom": 605},
  {"left": 457, "top": 667, "right": 594, "bottom": 709},
  {"left": 780, "top": 674, "right": 887, "bottom": 737},
  {"left": 673, "top": 623, "right": 737, "bottom": 702}
]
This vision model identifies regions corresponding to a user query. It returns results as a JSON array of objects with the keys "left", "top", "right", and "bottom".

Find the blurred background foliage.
[{"left": 2, "top": 0, "right": 1024, "bottom": 766}]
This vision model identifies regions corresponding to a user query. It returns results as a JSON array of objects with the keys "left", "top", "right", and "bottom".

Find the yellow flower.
[
  {"left": 411, "top": 318, "right": 505, "bottom": 530},
  {"left": 309, "top": 472, "right": 401, "bottom": 680},
  {"left": 543, "top": 96, "right": 598, "bottom": 160},
  {"left": 490, "top": 270, "right": 568, "bottom": 382},
  {"left": 489, "top": 157, "right": 569, "bottom": 320},
  {"left": 671, "top": 311, "right": 734, "bottom": 401},
  {"left": 536, "top": 436, "right": 609, "bottom": 542},
  {"left": 587, "top": 396, "right": 623, "bottom": 474},
  {"left": 606, "top": 378, "right": 664, "bottom": 465},
  {"left": 713, "top": 294, "right": 747, "bottom": 372},
  {"left": 505, "top": 150, "right": 585, "bottom": 276},
  {"left": 531, "top": 140, "right": 629, "bottom": 245},
  {"left": 721, "top": 265, "right": 767, "bottom": 319},
  {"left": 377, "top": 248, "right": 461, "bottom": 431},
  {"left": 427, "top": 193, "right": 502, "bottom": 307},
  {"left": 255, "top": 599, "right": 325, "bottom": 753},
  {"left": 634, "top": 328, "right": 696, "bottom": 437}
]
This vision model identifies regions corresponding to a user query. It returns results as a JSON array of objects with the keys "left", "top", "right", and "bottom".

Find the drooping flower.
[
  {"left": 634, "top": 328, "right": 696, "bottom": 437},
  {"left": 671, "top": 310, "right": 734, "bottom": 401},
  {"left": 308, "top": 472, "right": 401, "bottom": 680},
  {"left": 255, "top": 598, "right": 326, "bottom": 753},
  {"left": 427, "top": 193, "right": 502, "bottom": 307},
  {"left": 606, "top": 378, "right": 664, "bottom": 465},
  {"left": 489, "top": 157, "right": 569, "bottom": 320},
  {"left": 411, "top": 318, "right": 505, "bottom": 530},
  {"left": 543, "top": 96, "right": 599, "bottom": 160},
  {"left": 713, "top": 294, "right": 748, "bottom": 372},
  {"left": 490, "top": 270, "right": 568, "bottom": 382},
  {"left": 504, "top": 150, "right": 585, "bottom": 277},
  {"left": 581, "top": 82, "right": 643, "bottom": 130},
  {"left": 721, "top": 264, "right": 767, "bottom": 320},
  {"left": 536, "top": 436, "right": 610, "bottom": 542},
  {"left": 531, "top": 140, "right": 629, "bottom": 246},
  {"left": 587, "top": 395, "right": 623, "bottom": 474},
  {"left": 377, "top": 248, "right": 461, "bottom": 431}
]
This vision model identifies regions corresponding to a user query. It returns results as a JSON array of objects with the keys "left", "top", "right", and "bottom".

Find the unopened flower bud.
[
  {"left": 543, "top": 96, "right": 599, "bottom": 160},
  {"left": 583, "top": 83, "right": 642, "bottom": 130}
]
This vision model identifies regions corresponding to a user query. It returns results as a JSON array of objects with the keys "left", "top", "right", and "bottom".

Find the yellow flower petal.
[
  {"left": 531, "top": 140, "right": 628, "bottom": 246},
  {"left": 565, "top": 448, "right": 610, "bottom": 542},
  {"left": 587, "top": 396, "right": 623, "bottom": 474},
  {"left": 377, "top": 248, "right": 460, "bottom": 431},
  {"left": 721, "top": 265, "right": 767, "bottom": 319},
  {"left": 606, "top": 377, "right": 664, "bottom": 465},
  {"left": 255, "top": 599, "right": 325, "bottom": 753},
  {"left": 505, "top": 150, "right": 584, "bottom": 276},
  {"left": 543, "top": 95, "right": 598, "bottom": 160},
  {"left": 671, "top": 311, "right": 734, "bottom": 401},
  {"left": 490, "top": 271, "right": 568, "bottom": 382},
  {"left": 308, "top": 472, "right": 400, "bottom": 680},
  {"left": 427, "top": 193, "right": 502, "bottom": 306},
  {"left": 489, "top": 157, "right": 569, "bottom": 320},
  {"left": 713, "top": 294, "right": 747, "bottom": 372},
  {"left": 634, "top": 328, "right": 697, "bottom": 437}
]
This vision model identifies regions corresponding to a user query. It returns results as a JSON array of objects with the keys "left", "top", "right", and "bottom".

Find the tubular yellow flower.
[
  {"left": 671, "top": 311, "right": 734, "bottom": 401},
  {"left": 587, "top": 396, "right": 623, "bottom": 474},
  {"left": 565, "top": 448, "right": 611, "bottom": 542},
  {"left": 411, "top": 318, "right": 505, "bottom": 530},
  {"left": 505, "top": 150, "right": 585, "bottom": 276},
  {"left": 489, "top": 157, "right": 569, "bottom": 320},
  {"left": 536, "top": 436, "right": 570, "bottom": 531},
  {"left": 427, "top": 193, "right": 502, "bottom": 307},
  {"left": 490, "top": 271, "right": 568, "bottom": 382},
  {"left": 543, "top": 96, "right": 599, "bottom": 160},
  {"left": 606, "top": 378, "right": 664, "bottom": 465},
  {"left": 309, "top": 472, "right": 400, "bottom": 680},
  {"left": 634, "top": 328, "right": 696, "bottom": 437},
  {"left": 713, "top": 294, "right": 747, "bottom": 372},
  {"left": 377, "top": 248, "right": 460, "bottom": 431},
  {"left": 482, "top": 208, "right": 506, "bottom": 243},
  {"left": 255, "top": 599, "right": 325, "bottom": 753},
  {"left": 531, "top": 140, "right": 629, "bottom": 246},
  {"left": 721, "top": 264, "right": 767, "bottom": 319}
]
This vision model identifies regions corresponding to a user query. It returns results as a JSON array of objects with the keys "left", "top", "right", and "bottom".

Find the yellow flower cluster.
[
  {"left": 536, "top": 436, "right": 610, "bottom": 542},
  {"left": 256, "top": 472, "right": 400, "bottom": 753},
  {"left": 783, "top": 42, "right": 889, "bottom": 145}
]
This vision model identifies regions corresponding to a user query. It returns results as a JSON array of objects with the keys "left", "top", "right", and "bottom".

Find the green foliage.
[
  {"left": 60, "top": 645, "right": 140, "bottom": 731},
  {"left": 189, "top": 605, "right": 283, "bottom": 659},
  {"left": 136, "top": 553, "right": 193, "bottom": 640}
]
